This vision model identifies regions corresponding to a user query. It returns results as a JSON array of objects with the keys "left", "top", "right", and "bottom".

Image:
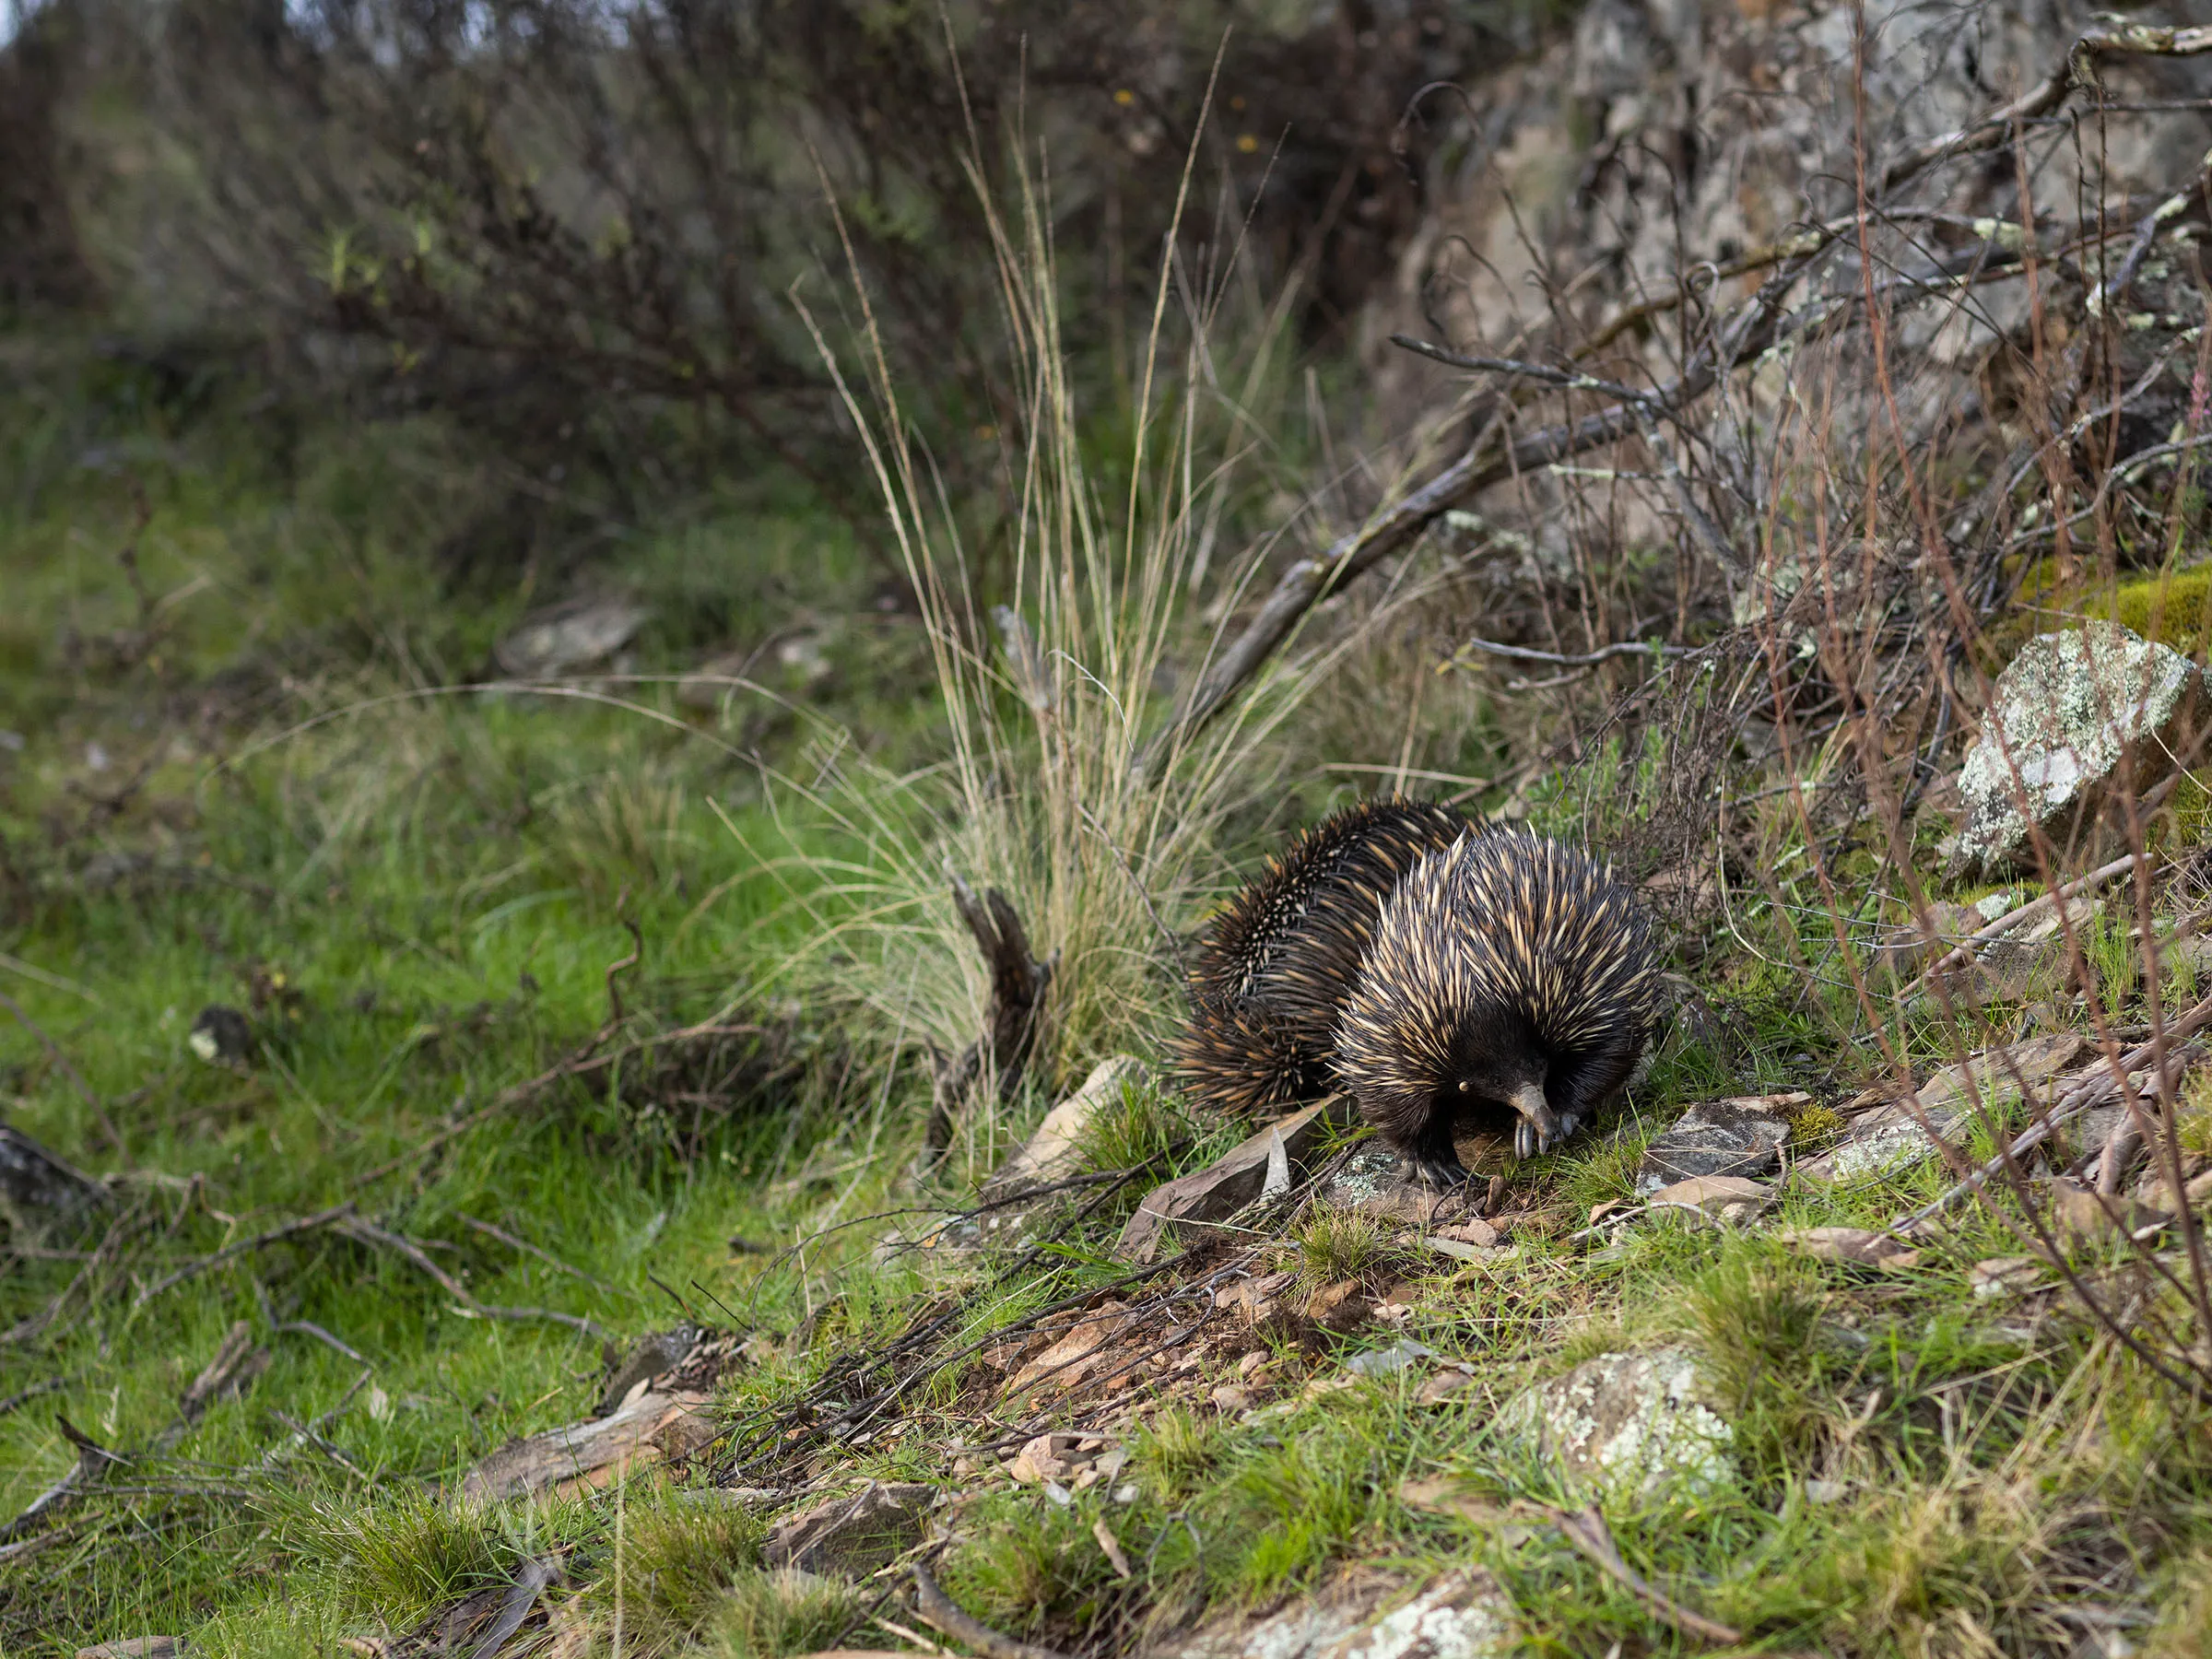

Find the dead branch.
[
  {"left": 1141, "top": 255, "right": 1812, "bottom": 764},
  {"left": 912, "top": 1562, "right": 1072, "bottom": 1659},
  {"left": 458, "top": 1212, "right": 630, "bottom": 1298},
  {"left": 1546, "top": 1502, "right": 1743, "bottom": 1647},
  {"left": 1877, "top": 24, "right": 2212, "bottom": 194},
  {"left": 131, "top": 1202, "right": 359, "bottom": 1310},
  {"left": 0, "top": 990, "right": 122, "bottom": 1151},
  {"left": 920, "top": 876, "right": 1052, "bottom": 1165},
  {"left": 0, "top": 1414, "right": 122, "bottom": 1544},
  {"left": 334, "top": 1216, "right": 607, "bottom": 1339}
]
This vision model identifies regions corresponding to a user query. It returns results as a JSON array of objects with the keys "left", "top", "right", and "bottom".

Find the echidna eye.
[{"left": 1456, "top": 1080, "right": 1470, "bottom": 1093}]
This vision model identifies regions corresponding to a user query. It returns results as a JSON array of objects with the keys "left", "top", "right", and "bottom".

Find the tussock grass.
[
  {"left": 1291, "top": 1208, "right": 1390, "bottom": 1290},
  {"left": 704, "top": 1568, "right": 864, "bottom": 1659}
]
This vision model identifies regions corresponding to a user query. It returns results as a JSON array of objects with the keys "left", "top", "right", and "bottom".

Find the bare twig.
[
  {"left": 912, "top": 1562, "right": 1072, "bottom": 1659},
  {"left": 131, "top": 1203, "right": 359, "bottom": 1310},
  {"left": 1547, "top": 1503, "right": 1743, "bottom": 1646},
  {"left": 335, "top": 1216, "right": 607, "bottom": 1339},
  {"left": 1878, "top": 25, "right": 2212, "bottom": 194},
  {"left": 1449, "top": 636, "right": 1694, "bottom": 670},
  {"left": 458, "top": 1212, "right": 629, "bottom": 1298},
  {"left": 0, "top": 989, "right": 123, "bottom": 1151}
]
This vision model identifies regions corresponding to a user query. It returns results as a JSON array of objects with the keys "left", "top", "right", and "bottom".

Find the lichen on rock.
[
  {"left": 1499, "top": 1347, "right": 1735, "bottom": 1503},
  {"left": 1953, "top": 623, "right": 2203, "bottom": 880}
]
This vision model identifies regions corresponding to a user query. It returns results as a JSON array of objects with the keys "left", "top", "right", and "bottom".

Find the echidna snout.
[{"left": 1335, "top": 829, "right": 1664, "bottom": 1189}]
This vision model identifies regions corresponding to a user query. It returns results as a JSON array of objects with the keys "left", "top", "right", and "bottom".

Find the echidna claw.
[{"left": 1403, "top": 1155, "right": 1473, "bottom": 1191}]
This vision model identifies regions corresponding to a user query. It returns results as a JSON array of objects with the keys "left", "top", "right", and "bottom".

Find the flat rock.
[
  {"left": 760, "top": 1482, "right": 935, "bottom": 1579},
  {"left": 459, "top": 1390, "right": 716, "bottom": 1504},
  {"left": 1118, "top": 1098, "right": 1354, "bottom": 1262},
  {"left": 1797, "top": 1033, "right": 2086, "bottom": 1184},
  {"left": 1778, "top": 1226, "right": 1921, "bottom": 1269},
  {"left": 990, "top": 1055, "right": 1149, "bottom": 1194},
  {"left": 494, "top": 596, "right": 648, "bottom": 678},
  {"left": 1315, "top": 1145, "right": 1484, "bottom": 1226},
  {"left": 1166, "top": 1565, "right": 1516, "bottom": 1659},
  {"left": 1645, "top": 1174, "right": 1774, "bottom": 1222},
  {"left": 76, "top": 1642, "right": 184, "bottom": 1659},
  {"left": 1953, "top": 623, "right": 2204, "bottom": 880},
  {"left": 2049, "top": 1177, "right": 2171, "bottom": 1244},
  {"left": 1636, "top": 1093, "right": 1802, "bottom": 1192},
  {"left": 1499, "top": 1347, "right": 1735, "bottom": 1502}
]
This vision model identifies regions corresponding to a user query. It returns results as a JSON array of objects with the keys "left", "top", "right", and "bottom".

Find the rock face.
[
  {"left": 1169, "top": 1566, "right": 1516, "bottom": 1659},
  {"left": 1635, "top": 1094, "right": 1802, "bottom": 1193},
  {"left": 760, "top": 1482, "right": 935, "bottom": 1579},
  {"left": 1797, "top": 1033, "right": 2085, "bottom": 1185},
  {"left": 1952, "top": 625, "right": 2203, "bottom": 881},
  {"left": 1118, "top": 1098, "right": 1354, "bottom": 1261},
  {"left": 1500, "top": 1348, "right": 1735, "bottom": 1502}
]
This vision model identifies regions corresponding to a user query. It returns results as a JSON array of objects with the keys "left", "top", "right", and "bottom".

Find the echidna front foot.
[
  {"left": 1511, "top": 1110, "right": 1583, "bottom": 1160},
  {"left": 1400, "top": 1152, "right": 1473, "bottom": 1191}
]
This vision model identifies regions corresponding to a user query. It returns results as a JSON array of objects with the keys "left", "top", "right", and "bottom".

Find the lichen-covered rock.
[
  {"left": 1167, "top": 1566, "right": 1515, "bottom": 1659},
  {"left": 1500, "top": 1347, "right": 1735, "bottom": 1502},
  {"left": 1952, "top": 624, "right": 2202, "bottom": 881},
  {"left": 1796, "top": 1033, "right": 2085, "bottom": 1185},
  {"left": 1635, "top": 1094, "right": 1802, "bottom": 1193}
]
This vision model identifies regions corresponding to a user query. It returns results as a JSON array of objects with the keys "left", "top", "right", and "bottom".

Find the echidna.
[
  {"left": 1334, "top": 828, "right": 1664, "bottom": 1186},
  {"left": 1176, "top": 798, "right": 1479, "bottom": 1121}
]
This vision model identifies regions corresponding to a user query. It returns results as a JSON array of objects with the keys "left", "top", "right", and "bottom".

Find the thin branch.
[
  {"left": 1547, "top": 1503, "right": 1743, "bottom": 1647},
  {"left": 0, "top": 989, "right": 123, "bottom": 1151},
  {"left": 912, "top": 1563, "right": 1072, "bottom": 1659}
]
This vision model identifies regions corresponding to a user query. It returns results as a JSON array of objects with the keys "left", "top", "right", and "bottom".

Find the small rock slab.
[
  {"left": 1316, "top": 1145, "right": 1484, "bottom": 1225},
  {"left": 76, "top": 1642, "right": 184, "bottom": 1659},
  {"left": 761, "top": 1482, "right": 935, "bottom": 1579},
  {"left": 1119, "top": 1098, "right": 1354, "bottom": 1261},
  {"left": 990, "top": 1055, "right": 1149, "bottom": 1194},
  {"left": 1953, "top": 622, "right": 2204, "bottom": 880},
  {"left": 460, "top": 1390, "right": 716, "bottom": 1504},
  {"left": 1499, "top": 1347, "right": 1735, "bottom": 1502},
  {"left": 1635, "top": 1094, "right": 1803, "bottom": 1193},
  {"left": 1645, "top": 1174, "right": 1774, "bottom": 1223},
  {"left": 495, "top": 596, "right": 649, "bottom": 678},
  {"left": 1167, "top": 1565, "right": 1516, "bottom": 1659},
  {"left": 1797, "top": 1033, "right": 2086, "bottom": 1184},
  {"left": 1778, "top": 1227, "right": 1922, "bottom": 1270}
]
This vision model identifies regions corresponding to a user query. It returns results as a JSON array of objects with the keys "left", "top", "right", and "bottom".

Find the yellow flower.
[
  {"left": 1236, "top": 134, "right": 1260, "bottom": 154},
  {"left": 1112, "top": 88, "right": 1135, "bottom": 106}
]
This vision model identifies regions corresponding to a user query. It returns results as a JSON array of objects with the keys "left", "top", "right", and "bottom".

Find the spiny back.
[
  {"left": 1176, "top": 797, "right": 1477, "bottom": 1118},
  {"left": 1335, "top": 828, "right": 1663, "bottom": 1121}
]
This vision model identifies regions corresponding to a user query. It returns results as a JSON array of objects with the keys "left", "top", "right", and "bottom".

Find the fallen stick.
[
  {"left": 1912, "top": 853, "right": 2146, "bottom": 990},
  {"left": 131, "top": 1202, "right": 358, "bottom": 1310},
  {"left": 458, "top": 1212, "right": 629, "bottom": 1298},
  {"left": 912, "top": 1563, "right": 1072, "bottom": 1659},
  {"left": 335, "top": 1217, "right": 606, "bottom": 1339},
  {"left": 1547, "top": 1502, "right": 1743, "bottom": 1647}
]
